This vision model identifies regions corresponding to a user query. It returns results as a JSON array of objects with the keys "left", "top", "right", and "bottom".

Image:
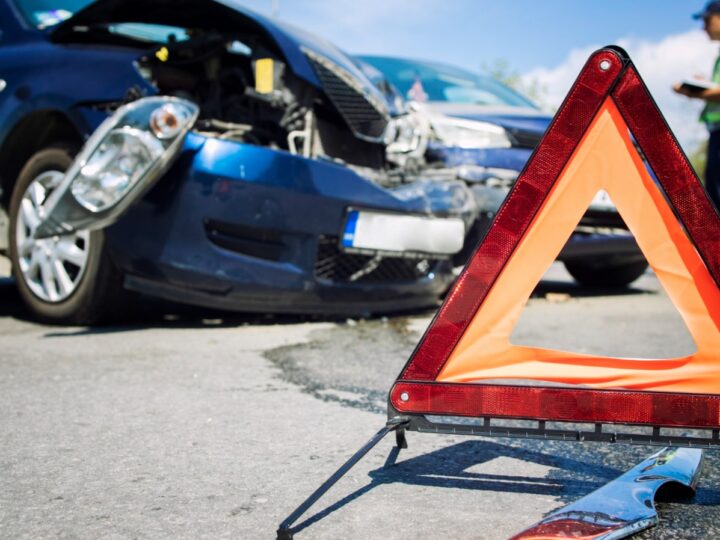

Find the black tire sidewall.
[
  {"left": 8, "top": 145, "right": 114, "bottom": 324},
  {"left": 564, "top": 259, "right": 648, "bottom": 288}
]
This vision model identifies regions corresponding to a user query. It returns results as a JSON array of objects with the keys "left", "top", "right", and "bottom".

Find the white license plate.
[{"left": 341, "top": 210, "right": 464, "bottom": 255}]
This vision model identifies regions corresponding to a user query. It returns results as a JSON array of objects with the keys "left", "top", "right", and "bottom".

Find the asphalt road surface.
[{"left": 1, "top": 258, "right": 718, "bottom": 539}]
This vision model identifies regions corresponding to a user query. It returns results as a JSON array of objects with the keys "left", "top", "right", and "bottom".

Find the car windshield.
[
  {"left": 13, "top": 1, "right": 191, "bottom": 42},
  {"left": 106, "top": 24, "right": 190, "bottom": 43},
  {"left": 12, "top": 0, "right": 93, "bottom": 29},
  {"left": 359, "top": 56, "right": 538, "bottom": 109}
]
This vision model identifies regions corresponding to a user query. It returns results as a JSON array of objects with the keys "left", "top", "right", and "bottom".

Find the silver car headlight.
[
  {"left": 71, "top": 127, "right": 165, "bottom": 212},
  {"left": 430, "top": 115, "right": 512, "bottom": 149},
  {"left": 34, "top": 97, "right": 199, "bottom": 238}
]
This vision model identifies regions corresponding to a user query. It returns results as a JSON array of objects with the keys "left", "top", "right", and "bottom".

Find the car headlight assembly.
[
  {"left": 430, "top": 116, "right": 512, "bottom": 149},
  {"left": 71, "top": 127, "right": 165, "bottom": 212},
  {"left": 71, "top": 99, "right": 197, "bottom": 213},
  {"left": 34, "top": 97, "right": 199, "bottom": 238}
]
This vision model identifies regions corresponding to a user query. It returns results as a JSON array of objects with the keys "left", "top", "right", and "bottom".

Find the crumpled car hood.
[{"left": 51, "top": 0, "right": 386, "bottom": 108}]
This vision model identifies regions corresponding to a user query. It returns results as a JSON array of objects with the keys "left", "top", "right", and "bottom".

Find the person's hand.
[{"left": 673, "top": 82, "right": 701, "bottom": 97}]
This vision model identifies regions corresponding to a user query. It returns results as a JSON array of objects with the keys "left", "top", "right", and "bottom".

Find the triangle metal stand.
[
  {"left": 276, "top": 416, "right": 704, "bottom": 540},
  {"left": 276, "top": 417, "right": 408, "bottom": 540}
]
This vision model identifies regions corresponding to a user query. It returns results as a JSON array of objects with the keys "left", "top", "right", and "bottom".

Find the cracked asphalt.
[{"left": 1, "top": 257, "right": 719, "bottom": 539}]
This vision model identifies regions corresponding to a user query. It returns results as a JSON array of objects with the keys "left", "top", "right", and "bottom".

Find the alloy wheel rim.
[{"left": 15, "top": 170, "right": 91, "bottom": 303}]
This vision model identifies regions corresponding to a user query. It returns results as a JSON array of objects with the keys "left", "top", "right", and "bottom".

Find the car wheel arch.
[{"left": 0, "top": 109, "right": 84, "bottom": 211}]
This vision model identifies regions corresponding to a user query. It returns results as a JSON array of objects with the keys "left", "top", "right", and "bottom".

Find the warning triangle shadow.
[
  {"left": 289, "top": 439, "right": 720, "bottom": 535},
  {"left": 531, "top": 272, "right": 653, "bottom": 299},
  {"left": 289, "top": 440, "right": 621, "bottom": 534}
]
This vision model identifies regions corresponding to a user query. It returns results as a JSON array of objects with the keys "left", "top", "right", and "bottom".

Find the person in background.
[{"left": 673, "top": 0, "right": 720, "bottom": 210}]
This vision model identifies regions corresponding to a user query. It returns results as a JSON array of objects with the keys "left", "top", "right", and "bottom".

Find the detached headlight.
[
  {"left": 71, "top": 100, "right": 197, "bottom": 213},
  {"left": 34, "top": 97, "right": 199, "bottom": 238},
  {"left": 430, "top": 116, "right": 512, "bottom": 149},
  {"left": 72, "top": 128, "right": 164, "bottom": 212}
]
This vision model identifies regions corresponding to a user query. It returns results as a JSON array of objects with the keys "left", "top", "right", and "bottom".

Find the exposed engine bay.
[
  {"left": 137, "top": 34, "right": 311, "bottom": 147},
  {"left": 129, "top": 28, "right": 438, "bottom": 183},
  {"left": 131, "top": 31, "right": 386, "bottom": 169}
]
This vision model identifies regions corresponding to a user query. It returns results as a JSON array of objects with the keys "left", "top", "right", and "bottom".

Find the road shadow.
[
  {"left": 0, "top": 269, "right": 439, "bottom": 336},
  {"left": 39, "top": 305, "right": 439, "bottom": 338},
  {"left": 289, "top": 439, "right": 617, "bottom": 535},
  {"left": 531, "top": 278, "right": 655, "bottom": 299},
  {"left": 0, "top": 268, "right": 655, "bottom": 336},
  {"left": 0, "top": 277, "right": 30, "bottom": 320},
  {"left": 0, "top": 277, "right": 368, "bottom": 334},
  {"left": 288, "top": 438, "right": 720, "bottom": 537}
]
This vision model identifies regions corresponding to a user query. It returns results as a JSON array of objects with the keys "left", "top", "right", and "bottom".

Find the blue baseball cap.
[{"left": 694, "top": 1, "right": 720, "bottom": 19}]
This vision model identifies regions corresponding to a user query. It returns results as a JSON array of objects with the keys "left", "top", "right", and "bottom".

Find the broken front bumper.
[
  {"left": 34, "top": 98, "right": 477, "bottom": 315},
  {"left": 100, "top": 134, "right": 475, "bottom": 315}
]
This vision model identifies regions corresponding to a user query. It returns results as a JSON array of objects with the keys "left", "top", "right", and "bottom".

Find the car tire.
[
  {"left": 8, "top": 144, "right": 125, "bottom": 324},
  {"left": 564, "top": 258, "right": 649, "bottom": 288}
]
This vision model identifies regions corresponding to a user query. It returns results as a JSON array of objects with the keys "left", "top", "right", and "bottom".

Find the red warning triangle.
[{"left": 390, "top": 47, "right": 720, "bottom": 429}]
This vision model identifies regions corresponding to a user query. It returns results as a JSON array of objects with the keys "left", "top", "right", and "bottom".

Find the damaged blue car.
[{"left": 0, "top": 0, "right": 477, "bottom": 324}]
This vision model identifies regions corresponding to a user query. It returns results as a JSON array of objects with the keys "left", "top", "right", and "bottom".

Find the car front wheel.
[{"left": 8, "top": 145, "right": 124, "bottom": 324}]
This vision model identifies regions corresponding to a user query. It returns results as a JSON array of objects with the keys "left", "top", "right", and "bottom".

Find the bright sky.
[{"left": 241, "top": 0, "right": 718, "bottom": 151}]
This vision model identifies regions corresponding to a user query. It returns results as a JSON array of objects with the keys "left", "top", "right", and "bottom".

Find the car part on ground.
[{"left": 511, "top": 447, "right": 702, "bottom": 539}]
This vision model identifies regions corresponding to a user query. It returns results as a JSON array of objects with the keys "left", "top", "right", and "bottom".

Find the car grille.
[
  {"left": 305, "top": 52, "right": 388, "bottom": 140},
  {"left": 204, "top": 219, "right": 285, "bottom": 261},
  {"left": 314, "top": 236, "right": 439, "bottom": 283}
]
